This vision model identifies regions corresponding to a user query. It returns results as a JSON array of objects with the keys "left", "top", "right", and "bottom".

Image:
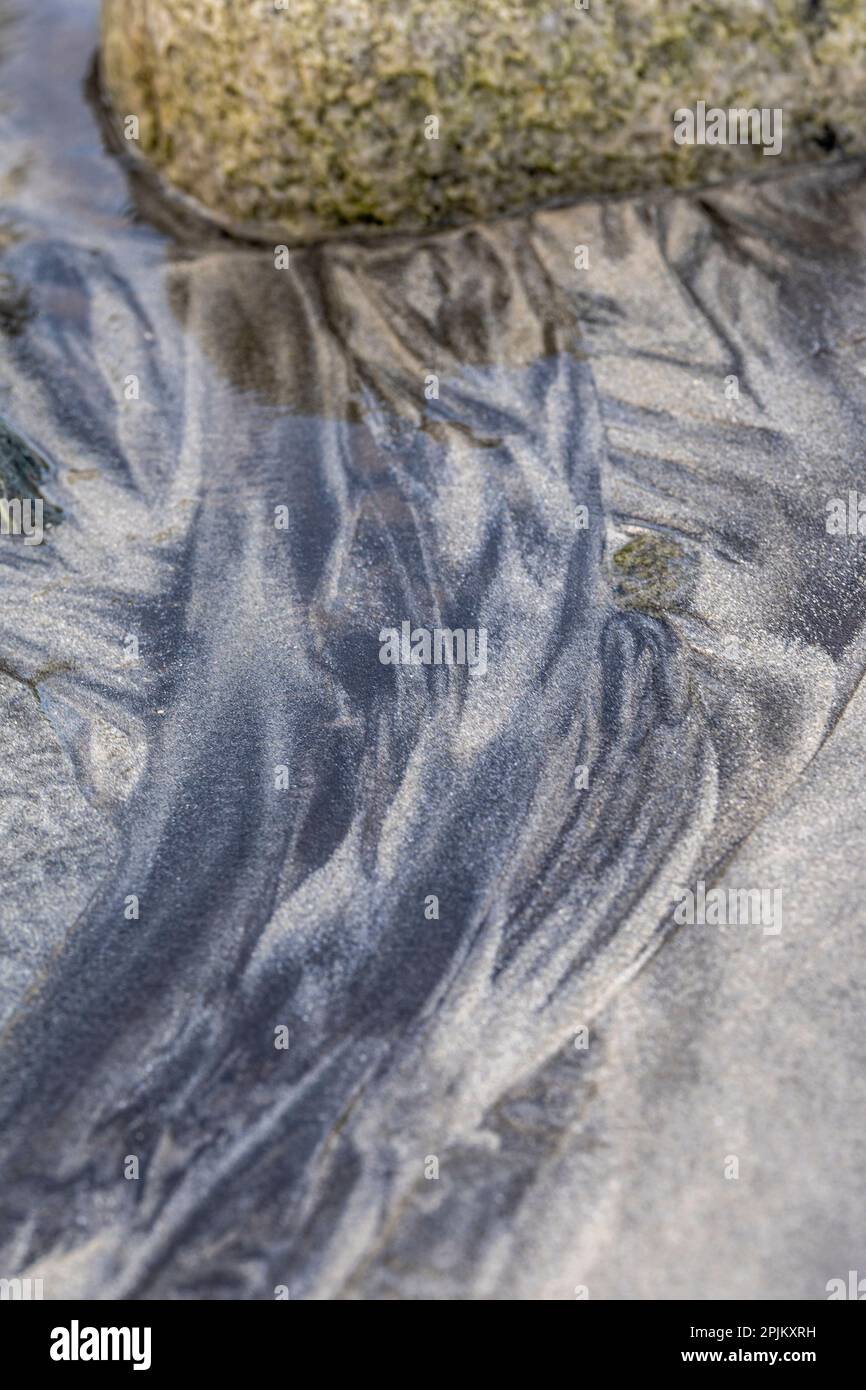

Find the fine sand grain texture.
[{"left": 0, "top": 0, "right": 864, "bottom": 1299}]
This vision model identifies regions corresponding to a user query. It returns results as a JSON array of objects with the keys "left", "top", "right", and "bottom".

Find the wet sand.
[{"left": 0, "top": 0, "right": 864, "bottom": 1299}]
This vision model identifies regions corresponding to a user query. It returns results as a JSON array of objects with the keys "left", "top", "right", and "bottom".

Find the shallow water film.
[{"left": 1, "top": 0, "right": 865, "bottom": 1303}]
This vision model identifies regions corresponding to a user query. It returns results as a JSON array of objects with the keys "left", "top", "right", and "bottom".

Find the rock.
[{"left": 100, "top": 0, "right": 866, "bottom": 240}]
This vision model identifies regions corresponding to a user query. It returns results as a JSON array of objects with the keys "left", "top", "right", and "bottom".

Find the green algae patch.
[
  {"left": 612, "top": 532, "right": 686, "bottom": 615},
  {"left": 100, "top": 1, "right": 866, "bottom": 243}
]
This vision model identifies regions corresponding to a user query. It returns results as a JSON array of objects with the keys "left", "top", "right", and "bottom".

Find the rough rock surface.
[{"left": 101, "top": 0, "right": 866, "bottom": 239}]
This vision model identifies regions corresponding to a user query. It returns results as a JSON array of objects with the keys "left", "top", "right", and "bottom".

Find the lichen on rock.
[
  {"left": 100, "top": 0, "right": 866, "bottom": 242},
  {"left": 612, "top": 531, "right": 686, "bottom": 614}
]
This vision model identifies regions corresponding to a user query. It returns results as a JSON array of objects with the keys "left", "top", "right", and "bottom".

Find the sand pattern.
[{"left": 0, "top": 0, "right": 864, "bottom": 1299}]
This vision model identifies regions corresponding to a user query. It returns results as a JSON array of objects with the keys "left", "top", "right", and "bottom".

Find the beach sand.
[{"left": 0, "top": 0, "right": 864, "bottom": 1299}]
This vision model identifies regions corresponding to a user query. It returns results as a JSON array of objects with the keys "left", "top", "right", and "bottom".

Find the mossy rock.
[
  {"left": 100, "top": 0, "right": 866, "bottom": 242},
  {"left": 612, "top": 531, "right": 686, "bottom": 614}
]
